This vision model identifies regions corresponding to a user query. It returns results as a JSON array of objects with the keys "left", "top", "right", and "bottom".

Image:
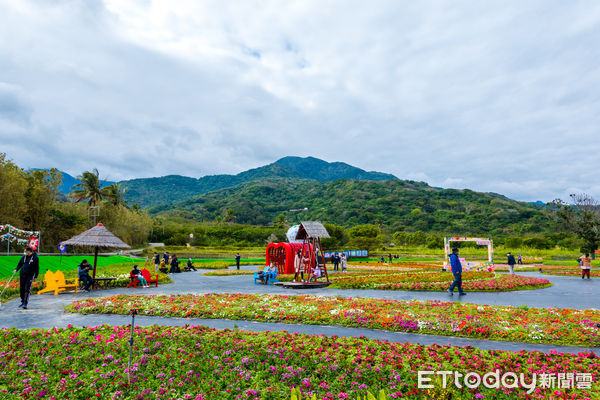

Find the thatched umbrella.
[{"left": 62, "top": 223, "right": 131, "bottom": 280}]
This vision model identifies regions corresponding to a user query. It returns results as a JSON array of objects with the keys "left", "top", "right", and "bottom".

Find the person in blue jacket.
[{"left": 448, "top": 248, "right": 466, "bottom": 296}]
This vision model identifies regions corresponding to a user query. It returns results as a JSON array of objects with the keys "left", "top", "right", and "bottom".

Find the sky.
[{"left": 1, "top": 0, "right": 599, "bottom": 202}]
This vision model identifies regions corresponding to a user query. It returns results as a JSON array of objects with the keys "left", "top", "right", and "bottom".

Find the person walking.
[
  {"left": 517, "top": 254, "right": 523, "bottom": 265},
  {"left": 580, "top": 253, "right": 592, "bottom": 279},
  {"left": 78, "top": 259, "right": 94, "bottom": 292},
  {"left": 235, "top": 253, "right": 241, "bottom": 270},
  {"left": 388, "top": 253, "right": 393, "bottom": 264},
  {"left": 447, "top": 248, "right": 466, "bottom": 296},
  {"left": 14, "top": 246, "right": 39, "bottom": 309},
  {"left": 507, "top": 252, "right": 517, "bottom": 275}
]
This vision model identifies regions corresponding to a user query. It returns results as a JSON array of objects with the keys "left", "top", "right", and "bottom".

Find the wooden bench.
[{"left": 38, "top": 270, "right": 79, "bottom": 295}]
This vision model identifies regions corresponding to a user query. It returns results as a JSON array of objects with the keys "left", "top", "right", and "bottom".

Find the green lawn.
[
  {"left": 0, "top": 255, "right": 141, "bottom": 279},
  {"left": 0, "top": 255, "right": 266, "bottom": 279}
]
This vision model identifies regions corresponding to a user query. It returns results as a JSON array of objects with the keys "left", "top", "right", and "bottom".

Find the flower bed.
[
  {"left": 0, "top": 279, "right": 44, "bottom": 300},
  {"left": 67, "top": 294, "right": 600, "bottom": 346},
  {"left": 0, "top": 324, "right": 598, "bottom": 399},
  {"left": 542, "top": 270, "right": 600, "bottom": 277},
  {"left": 328, "top": 271, "right": 551, "bottom": 292},
  {"left": 0, "top": 263, "right": 172, "bottom": 302}
]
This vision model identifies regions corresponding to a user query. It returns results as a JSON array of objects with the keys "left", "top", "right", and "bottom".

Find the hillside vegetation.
[
  {"left": 121, "top": 156, "right": 397, "bottom": 207},
  {"left": 153, "top": 177, "right": 554, "bottom": 236}
]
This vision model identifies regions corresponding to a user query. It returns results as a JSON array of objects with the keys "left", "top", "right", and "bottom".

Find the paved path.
[{"left": 1, "top": 268, "right": 598, "bottom": 355}]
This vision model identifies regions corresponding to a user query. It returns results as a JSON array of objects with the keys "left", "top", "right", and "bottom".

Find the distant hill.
[
  {"left": 152, "top": 177, "right": 553, "bottom": 235},
  {"left": 120, "top": 156, "right": 398, "bottom": 207},
  {"left": 32, "top": 169, "right": 114, "bottom": 195}
]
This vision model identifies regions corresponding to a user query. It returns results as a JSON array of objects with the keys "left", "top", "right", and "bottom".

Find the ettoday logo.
[{"left": 418, "top": 370, "right": 593, "bottom": 394}]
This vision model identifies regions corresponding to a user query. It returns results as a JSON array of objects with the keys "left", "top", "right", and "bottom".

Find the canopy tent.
[{"left": 61, "top": 223, "right": 130, "bottom": 280}]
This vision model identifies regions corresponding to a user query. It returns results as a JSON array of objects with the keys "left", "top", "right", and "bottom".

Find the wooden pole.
[
  {"left": 318, "top": 237, "right": 329, "bottom": 283},
  {"left": 93, "top": 246, "right": 99, "bottom": 280}
]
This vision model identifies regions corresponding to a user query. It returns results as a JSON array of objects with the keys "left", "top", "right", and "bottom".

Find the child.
[{"left": 310, "top": 264, "right": 322, "bottom": 282}]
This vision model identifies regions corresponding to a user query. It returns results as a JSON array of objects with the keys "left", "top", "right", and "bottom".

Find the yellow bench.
[{"left": 37, "top": 270, "right": 79, "bottom": 295}]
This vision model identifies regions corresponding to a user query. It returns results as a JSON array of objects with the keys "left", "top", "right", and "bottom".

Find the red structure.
[{"left": 266, "top": 242, "right": 314, "bottom": 274}]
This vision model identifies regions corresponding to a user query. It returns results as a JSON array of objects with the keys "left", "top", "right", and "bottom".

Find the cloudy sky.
[{"left": 1, "top": 0, "right": 599, "bottom": 202}]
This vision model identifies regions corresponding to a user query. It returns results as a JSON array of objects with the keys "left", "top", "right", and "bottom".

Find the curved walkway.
[{"left": 1, "top": 268, "right": 598, "bottom": 356}]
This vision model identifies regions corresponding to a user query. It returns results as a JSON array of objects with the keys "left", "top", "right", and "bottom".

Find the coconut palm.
[
  {"left": 70, "top": 169, "right": 106, "bottom": 207},
  {"left": 104, "top": 183, "right": 129, "bottom": 208}
]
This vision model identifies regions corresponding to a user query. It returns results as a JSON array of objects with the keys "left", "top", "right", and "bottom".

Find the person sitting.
[
  {"left": 131, "top": 265, "right": 149, "bottom": 288},
  {"left": 169, "top": 254, "right": 181, "bottom": 273},
  {"left": 159, "top": 260, "right": 168, "bottom": 274},
  {"left": 78, "top": 259, "right": 93, "bottom": 292},
  {"left": 184, "top": 258, "right": 197, "bottom": 272},
  {"left": 310, "top": 265, "right": 322, "bottom": 282}
]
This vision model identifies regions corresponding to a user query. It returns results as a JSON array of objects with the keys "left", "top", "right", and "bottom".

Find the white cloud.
[{"left": 0, "top": 0, "right": 599, "bottom": 202}]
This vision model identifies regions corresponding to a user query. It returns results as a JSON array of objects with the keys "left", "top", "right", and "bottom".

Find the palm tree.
[
  {"left": 104, "top": 183, "right": 129, "bottom": 208},
  {"left": 70, "top": 169, "right": 106, "bottom": 207}
]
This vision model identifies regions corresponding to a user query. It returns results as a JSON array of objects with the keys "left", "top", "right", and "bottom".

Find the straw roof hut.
[
  {"left": 295, "top": 221, "right": 330, "bottom": 240},
  {"left": 62, "top": 223, "right": 130, "bottom": 279}
]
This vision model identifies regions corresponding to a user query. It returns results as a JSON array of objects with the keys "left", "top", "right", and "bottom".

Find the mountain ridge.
[{"left": 119, "top": 156, "right": 398, "bottom": 207}]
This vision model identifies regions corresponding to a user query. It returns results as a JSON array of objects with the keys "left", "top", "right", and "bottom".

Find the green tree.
[
  {"left": 321, "top": 223, "right": 348, "bottom": 250},
  {"left": 24, "top": 168, "right": 61, "bottom": 231},
  {"left": 392, "top": 231, "right": 409, "bottom": 246},
  {"left": 347, "top": 224, "right": 382, "bottom": 251},
  {"left": 104, "top": 183, "right": 129, "bottom": 208},
  {"left": 70, "top": 169, "right": 106, "bottom": 207},
  {"left": 0, "top": 153, "right": 27, "bottom": 226},
  {"left": 273, "top": 214, "right": 287, "bottom": 228},
  {"left": 551, "top": 194, "right": 600, "bottom": 254}
]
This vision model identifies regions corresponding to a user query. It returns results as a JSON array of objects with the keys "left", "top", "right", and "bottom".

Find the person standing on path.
[
  {"left": 580, "top": 253, "right": 592, "bottom": 279},
  {"left": 14, "top": 246, "right": 39, "bottom": 309},
  {"left": 332, "top": 253, "right": 340, "bottom": 271},
  {"left": 517, "top": 254, "right": 523, "bottom": 265},
  {"left": 388, "top": 253, "right": 393, "bottom": 264},
  {"left": 340, "top": 253, "right": 348, "bottom": 272},
  {"left": 447, "top": 248, "right": 466, "bottom": 296},
  {"left": 153, "top": 252, "right": 160, "bottom": 273},
  {"left": 293, "top": 250, "right": 304, "bottom": 282},
  {"left": 507, "top": 252, "right": 517, "bottom": 274},
  {"left": 235, "top": 253, "right": 241, "bottom": 270}
]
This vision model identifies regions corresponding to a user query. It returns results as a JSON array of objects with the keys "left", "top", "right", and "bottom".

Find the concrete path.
[{"left": 1, "top": 267, "right": 598, "bottom": 355}]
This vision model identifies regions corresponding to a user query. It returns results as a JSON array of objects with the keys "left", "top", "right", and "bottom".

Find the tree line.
[{"left": 0, "top": 154, "right": 150, "bottom": 252}]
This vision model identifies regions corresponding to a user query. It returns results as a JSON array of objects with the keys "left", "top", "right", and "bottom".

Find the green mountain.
[
  {"left": 152, "top": 177, "right": 553, "bottom": 236},
  {"left": 121, "top": 156, "right": 397, "bottom": 207}
]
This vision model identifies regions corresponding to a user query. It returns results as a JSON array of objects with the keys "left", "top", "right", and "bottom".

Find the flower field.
[
  {"left": 541, "top": 270, "right": 600, "bottom": 277},
  {"left": 0, "top": 263, "right": 172, "bottom": 302},
  {"left": 67, "top": 294, "right": 600, "bottom": 346},
  {"left": 0, "top": 324, "right": 598, "bottom": 399},
  {"left": 328, "top": 271, "right": 551, "bottom": 292}
]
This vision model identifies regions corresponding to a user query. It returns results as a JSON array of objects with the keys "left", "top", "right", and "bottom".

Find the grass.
[
  {"left": 0, "top": 255, "right": 266, "bottom": 278},
  {"left": 0, "top": 255, "right": 141, "bottom": 279}
]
